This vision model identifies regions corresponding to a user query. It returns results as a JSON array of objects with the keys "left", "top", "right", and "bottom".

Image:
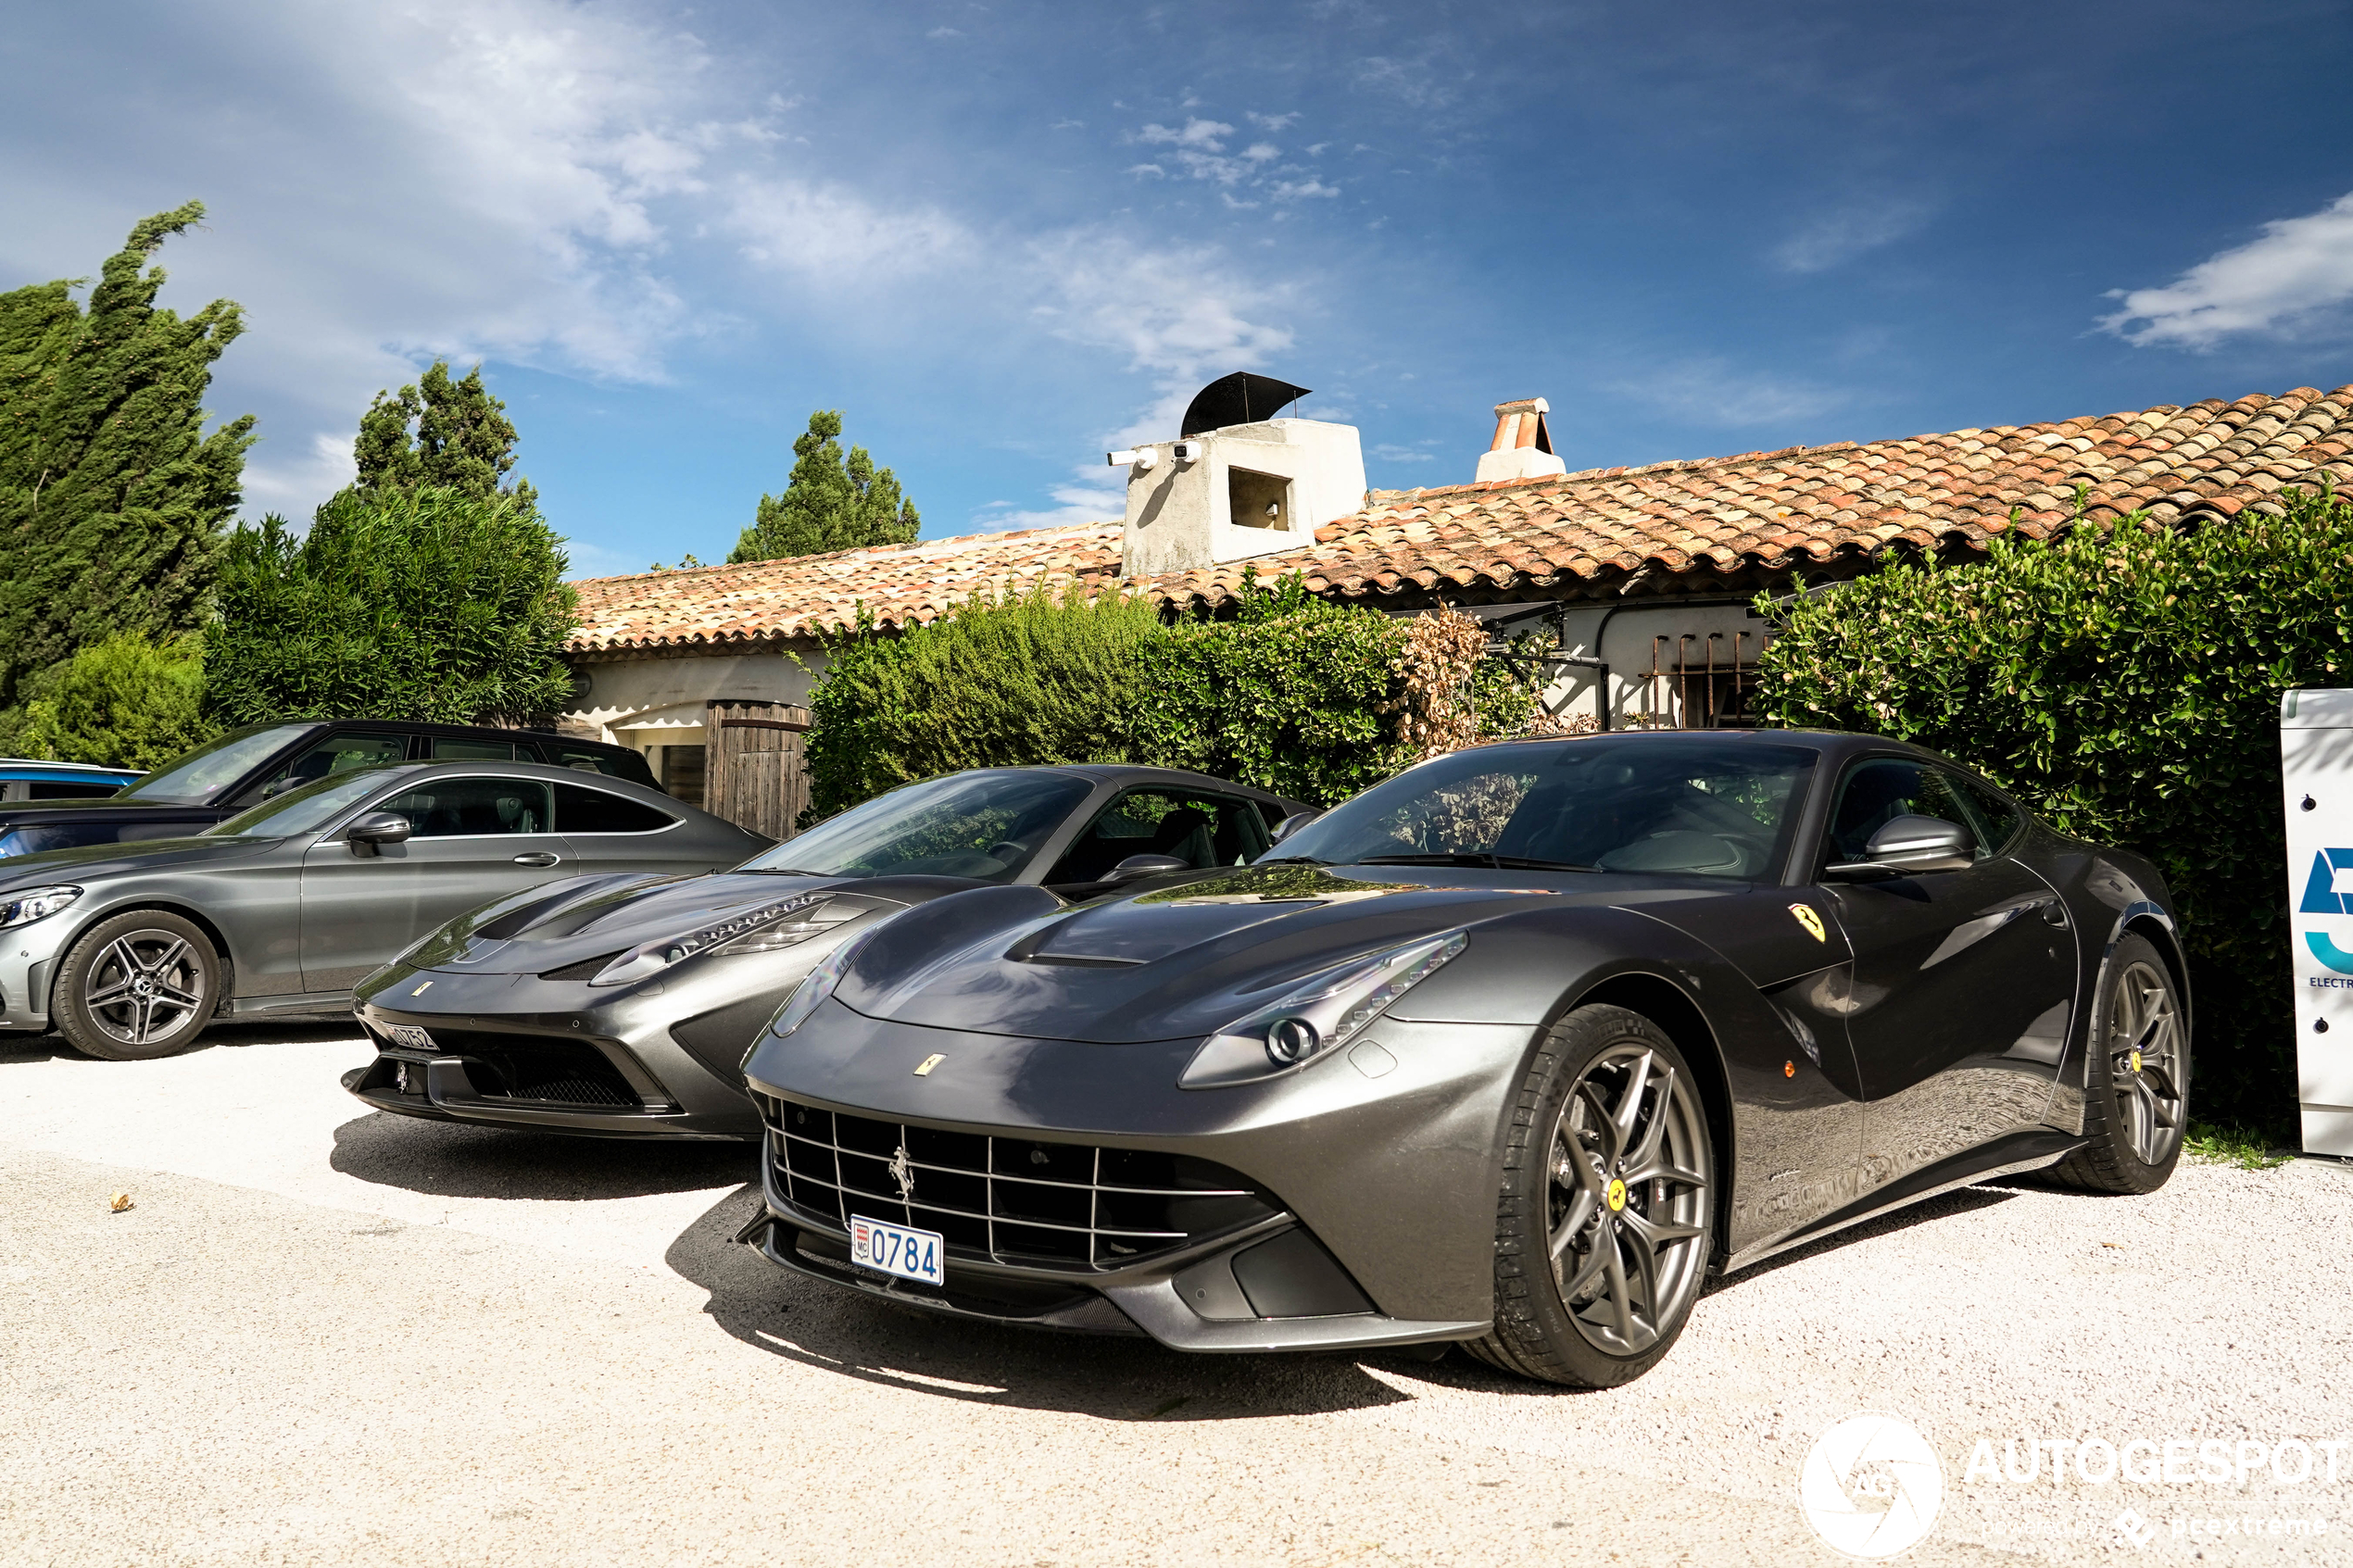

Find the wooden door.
[{"left": 704, "top": 700, "right": 811, "bottom": 841}]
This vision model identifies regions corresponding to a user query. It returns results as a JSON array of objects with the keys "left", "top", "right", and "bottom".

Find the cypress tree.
[
  {"left": 728, "top": 408, "right": 919, "bottom": 563},
  {"left": 0, "top": 203, "right": 255, "bottom": 706},
  {"left": 351, "top": 359, "right": 537, "bottom": 508}
]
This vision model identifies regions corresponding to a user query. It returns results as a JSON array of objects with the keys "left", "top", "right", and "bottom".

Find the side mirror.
[
  {"left": 346, "top": 812, "right": 413, "bottom": 856},
  {"left": 1824, "top": 814, "right": 1975, "bottom": 880},
  {"left": 1106, "top": 853, "right": 1189, "bottom": 884},
  {"left": 1269, "top": 810, "right": 1322, "bottom": 846}
]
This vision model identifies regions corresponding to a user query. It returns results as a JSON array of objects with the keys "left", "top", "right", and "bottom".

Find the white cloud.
[
  {"left": 2100, "top": 192, "right": 2353, "bottom": 348},
  {"left": 972, "top": 474, "right": 1125, "bottom": 533},
  {"left": 1243, "top": 143, "right": 1280, "bottom": 161},
  {"left": 725, "top": 178, "right": 969, "bottom": 278},
  {"left": 926, "top": 26, "right": 963, "bottom": 38},
  {"left": 1029, "top": 231, "right": 1298, "bottom": 449},
  {"left": 1246, "top": 111, "right": 1301, "bottom": 131},
  {"left": 1137, "top": 118, "right": 1233, "bottom": 149},
  {"left": 240, "top": 431, "right": 358, "bottom": 519},
  {"left": 1615, "top": 358, "right": 1846, "bottom": 427},
  {"left": 1272, "top": 179, "right": 1340, "bottom": 201},
  {"left": 1773, "top": 199, "right": 1935, "bottom": 273},
  {"left": 1371, "top": 443, "right": 1438, "bottom": 462}
]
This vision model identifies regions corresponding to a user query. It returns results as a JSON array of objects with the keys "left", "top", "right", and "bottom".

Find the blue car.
[{"left": 0, "top": 759, "right": 141, "bottom": 804}]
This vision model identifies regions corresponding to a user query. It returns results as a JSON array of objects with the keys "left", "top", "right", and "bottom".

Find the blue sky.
[{"left": 6, "top": 1, "right": 2353, "bottom": 578}]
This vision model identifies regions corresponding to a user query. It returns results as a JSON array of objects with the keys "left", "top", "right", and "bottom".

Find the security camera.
[
  {"left": 1173, "top": 440, "right": 1205, "bottom": 462},
  {"left": 1105, "top": 447, "right": 1159, "bottom": 470}
]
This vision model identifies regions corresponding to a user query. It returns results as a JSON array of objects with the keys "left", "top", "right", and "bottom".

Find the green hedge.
[
  {"left": 208, "top": 485, "right": 579, "bottom": 727},
  {"left": 6, "top": 632, "right": 215, "bottom": 771},
  {"left": 1755, "top": 487, "right": 2353, "bottom": 1131},
  {"left": 801, "top": 574, "right": 1540, "bottom": 822}
]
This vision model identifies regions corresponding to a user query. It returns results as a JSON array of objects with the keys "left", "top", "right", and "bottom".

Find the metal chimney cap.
[{"left": 1180, "top": 372, "right": 1313, "bottom": 437}]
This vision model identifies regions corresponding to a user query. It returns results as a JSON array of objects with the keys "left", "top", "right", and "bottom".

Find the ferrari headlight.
[
  {"left": 1179, "top": 929, "right": 1467, "bottom": 1088},
  {"left": 764, "top": 926, "right": 879, "bottom": 1041},
  {"left": 589, "top": 894, "right": 847, "bottom": 987},
  {"left": 0, "top": 884, "right": 81, "bottom": 929}
]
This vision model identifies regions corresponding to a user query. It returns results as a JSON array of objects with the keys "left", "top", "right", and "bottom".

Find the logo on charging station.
[{"left": 2298, "top": 848, "right": 2353, "bottom": 973}]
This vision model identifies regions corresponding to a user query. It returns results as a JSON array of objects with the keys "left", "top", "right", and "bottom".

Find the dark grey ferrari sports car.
[
  {"left": 738, "top": 729, "right": 2189, "bottom": 1386},
  {"left": 346, "top": 765, "right": 1307, "bottom": 1138}
]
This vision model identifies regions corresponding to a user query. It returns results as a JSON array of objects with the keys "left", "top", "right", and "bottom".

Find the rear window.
[
  {"left": 553, "top": 781, "right": 677, "bottom": 834},
  {"left": 431, "top": 737, "right": 520, "bottom": 760}
]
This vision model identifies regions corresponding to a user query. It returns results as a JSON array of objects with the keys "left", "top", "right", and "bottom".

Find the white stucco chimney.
[
  {"left": 1475, "top": 396, "right": 1567, "bottom": 483},
  {"left": 1117, "top": 418, "right": 1367, "bottom": 578}
]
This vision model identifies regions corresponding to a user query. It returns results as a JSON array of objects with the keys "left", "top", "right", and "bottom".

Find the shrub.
[
  {"left": 1137, "top": 575, "right": 1410, "bottom": 806},
  {"left": 801, "top": 573, "right": 1548, "bottom": 823},
  {"left": 1754, "top": 487, "right": 2353, "bottom": 1131},
  {"left": 207, "top": 485, "right": 579, "bottom": 727},
  {"left": 800, "top": 583, "right": 1162, "bottom": 816},
  {"left": 9, "top": 632, "right": 214, "bottom": 770}
]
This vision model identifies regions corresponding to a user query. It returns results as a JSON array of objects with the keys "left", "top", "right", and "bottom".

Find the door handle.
[{"left": 511, "top": 851, "right": 561, "bottom": 867}]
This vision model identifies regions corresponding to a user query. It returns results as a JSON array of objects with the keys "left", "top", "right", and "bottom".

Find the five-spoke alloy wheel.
[
  {"left": 53, "top": 909, "right": 222, "bottom": 1061},
  {"left": 1473, "top": 1003, "right": 1715, "bottom": 1386}
]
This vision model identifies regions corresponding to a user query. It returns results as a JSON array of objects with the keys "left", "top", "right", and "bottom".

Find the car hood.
[
  {"left": 408, "top": 869, "right": 989, "bottom": 975},
  {"left": 0, "top": 834, "right": 280, "bottom": 886},
  {"left": 836, "top": 861, "right": 1737, "bottom": 1045}
]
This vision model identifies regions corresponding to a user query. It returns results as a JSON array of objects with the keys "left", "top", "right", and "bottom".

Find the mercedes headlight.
[
  {"left": 0, "top": 884, "right": 81, "bottom": 929},
  {"left": 589, "top": 894, "right": 851, "bottom": 987},
  {"left": 1179, "top": 929, "right": 1467, "bottom": 1088},
  {"left": 763, "top": 925, "right": 880, "bottom": 1041}
]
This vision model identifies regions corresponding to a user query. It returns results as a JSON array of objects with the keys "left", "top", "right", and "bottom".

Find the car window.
[
  {"left": 208, "top": 771, "right": 396, "bottom": 838},
  {"left": 541, "top": 745, "right": 625, "bottom": 777},
  {"left": 743, "top": 769, "right": 1093, "bottom": 881},
  {"left": 1824, "top": 759, "right": 1990, "bottom": 866},
  {"left": 1953, "top": 773, "right": 2023, "bottom": 854},
  {"left": 117, "top": 723, "right": 312, "bottom": 801},
  {"left": 26, "top": 781, "right": 124, "bottom": 799},
  {"left": 378, "top": 777, "right": 554, "bottom": 837},
  {"left": 250, "top": 732, "right": 408, "bottom": 799},
  {"left": 1277, "top": 737, "right": 1816, "bottom": 880},
  {"left": 1047, "top": 788, "right": 1272, "bottom": 884},
  {"left": 431, "top": 737, "right": 520, "bottom": 760},
  {"left": 553, "top": 781, "right": 677, "bottom": 834}
]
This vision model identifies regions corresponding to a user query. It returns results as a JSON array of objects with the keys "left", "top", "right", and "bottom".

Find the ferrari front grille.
[{"left": 756, "top": 1094, "right": 1277, "bottom": 1273}]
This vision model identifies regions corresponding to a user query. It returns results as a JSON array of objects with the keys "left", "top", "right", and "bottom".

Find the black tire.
[
  {"left": 1468, "top": 1004, "right": 1715, "bottom": 1387},
  {"left": 52, "top": 910, "right": 222, "bottom": 1061},
  {"left": 2047, "top": 933, "right": 2188, "bottom": 1195}
]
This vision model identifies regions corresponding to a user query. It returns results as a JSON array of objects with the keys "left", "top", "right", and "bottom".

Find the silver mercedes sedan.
[{"left": 0, "top": 761, "right": 766, "bottom": 1060}]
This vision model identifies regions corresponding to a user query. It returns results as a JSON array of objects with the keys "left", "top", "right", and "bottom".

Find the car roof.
[
  {"left": 0, "top": 758, "right": 142, "bottom": 777},
  {"left": 1031, "top": 763, "right": 1301, "bottom": 805}
]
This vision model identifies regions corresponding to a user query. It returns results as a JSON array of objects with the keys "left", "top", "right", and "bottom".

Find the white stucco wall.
[
  {"left": 563, "top": 645, "right": 828, "bottom": 743},
  {"left": 1468, "top": 599, "right": 1774, "bottom": 730}
]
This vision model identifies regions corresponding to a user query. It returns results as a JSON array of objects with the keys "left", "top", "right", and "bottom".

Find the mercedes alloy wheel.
[{"left": 53, "top": 909, "right": 222, "bottom": 1061}]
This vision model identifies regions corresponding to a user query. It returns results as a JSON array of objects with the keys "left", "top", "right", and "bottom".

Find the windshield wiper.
[
  {"left": 750, "top": 867, "right": 827, "bottom": 876},
  {"left": 1253, "top": 854, "right": 1328, "bottom": 866},
  {"left": 1357, "top": 852, "right": 1597, "bottom": 872}
]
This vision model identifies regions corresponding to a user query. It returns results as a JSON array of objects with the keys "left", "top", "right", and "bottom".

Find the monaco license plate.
[
  {"left": 383, "top": 1023, "right": 435, "bottom": 1051},
  {"left": 849, "top": 1214, "right": 944, "bottom": 1286}
]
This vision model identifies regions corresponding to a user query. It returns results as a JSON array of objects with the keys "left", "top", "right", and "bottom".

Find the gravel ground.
[{"left": 5, "top": 1022, "right": 2352, "bottom": 1566}]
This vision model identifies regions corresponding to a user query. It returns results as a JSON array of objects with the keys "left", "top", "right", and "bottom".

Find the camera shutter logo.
[{"left": 1799, "top": 1414, "right": 1944, "bottom": 1559}]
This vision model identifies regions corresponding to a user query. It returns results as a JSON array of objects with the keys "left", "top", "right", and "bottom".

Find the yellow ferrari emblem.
[
  {"left": 410, "top": 980, "right": 434, "bottom": 997},
  {"left": 1789, "top": 904, "right": 1826, "bottom": 943},
  {"left": 2129, "top": 1049, "right": 2142, "bottom": 1073},
  {"left": 1605, "top": 1177, "right": 1628, "bottom": 1212},
  {"left": 912, "top": 1053, "right": 946, "bottom": 1077}
]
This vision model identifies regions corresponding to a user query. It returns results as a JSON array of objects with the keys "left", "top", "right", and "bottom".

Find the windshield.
[
  {"left": 118, "top": 724, "right": 310, "bottom": 801},
  {"left": 742, "top": 769, "right": 1094, "bottom": 881},
  {"left": 205, "top": 771, "right": 392, "bottom": 838},
  {"left": 1274, "top": 736, "right": 1818, "bottom": 880}
]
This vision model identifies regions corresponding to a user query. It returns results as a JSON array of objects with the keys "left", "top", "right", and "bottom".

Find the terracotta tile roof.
[
  {"left": 1153, "top": 383, "right": 2353, "bottom": 610},
  {"left": 568, "top": 384, "right": 2353, "bottom": 651},
  {"left": 569, "top": 521, "right": 1123, "bottom": 653}
]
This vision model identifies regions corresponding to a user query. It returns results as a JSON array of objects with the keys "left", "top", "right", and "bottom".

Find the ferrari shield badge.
[
  {"left": 912, "top": 1053, "right": 946, "bottom": 1076},
  {"left": 1788, "top": 903, "right": 1827, "bottom": 943}
]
